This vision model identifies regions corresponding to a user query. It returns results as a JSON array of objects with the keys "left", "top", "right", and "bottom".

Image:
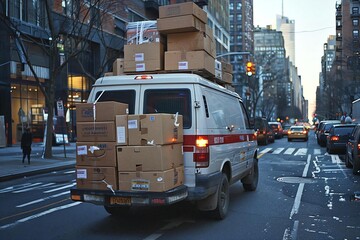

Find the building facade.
[
  {"left": 0, "top": 0, "right": 163, "bottom": 146},
  {"left": 229, "top": 0, "right": 254, "bottom": 101}
]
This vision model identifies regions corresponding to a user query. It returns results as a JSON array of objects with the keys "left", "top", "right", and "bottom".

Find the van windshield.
[{"left": 144, "top": 89, "right": 191, "bottom": 129}]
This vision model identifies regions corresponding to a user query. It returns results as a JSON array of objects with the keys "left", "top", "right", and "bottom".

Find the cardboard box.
[
  {"left": 126, "top": 20, "right": 165, "bottom": 45},
  {"left": 76, "top": 101, "right": 128, "bottom": 122},
  {"left": 128, "top": 114, "right": 183, "bottom": 146},
  {"left": 221, "top": 61, "right": 233, "bottom": 74},
  {"left": 77, "top": 121, "right": 117, "bottom": 142},
  {"left": 222, "top": 72, "right": 233, "bottom": 84},
  {"left": 76, "top": 142, "right": 117, "bottom": 167},
  {"left": 76, "top": 166, "right": 118, "bottom": 190},
  {"left": 167, "top": 29, "right": 216, "bottom": 58},
  {"left": 118, "top": 166, "right": 184, "bottom": 192},
  {"left": 157, "top": 15, "right": 206, "bottom": 34},
  {"left": 124, "top": 42, "right": 164, "bottom": 72},
  {"left": 117, "top": 144, "right": 183, "bottom": 172},
  {"left": 159, "top": 2, "right": 207, "bottom": 23},
  {"left": 113, "top": 58, "right": 124, "bottom": 76},
  {"left": 165, "top": 50, "right": 215, "bottom": 76}
]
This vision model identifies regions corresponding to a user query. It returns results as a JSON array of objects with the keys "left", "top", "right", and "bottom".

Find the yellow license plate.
[{"left": 110, "top": 197, "right": 131, "bottom": 205}]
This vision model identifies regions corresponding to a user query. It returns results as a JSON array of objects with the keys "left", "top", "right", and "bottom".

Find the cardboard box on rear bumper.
[
  {"left": 118, "top": 166, "right": 184, "bottom": 192},
  {"left": 76, "top": 166, "right": 117, "bottom": 190},
  {"left": 76, "top": 101, "right": 128, "bottom": 122},
  {"left": 128, "top": 114, "right": 183, "bottom": 146},
  {"left": 117, "top": 144, "right": 183, "bottom": 172},
  {"left": 76, "top": 142, "right": 117, "bottom": 167}
]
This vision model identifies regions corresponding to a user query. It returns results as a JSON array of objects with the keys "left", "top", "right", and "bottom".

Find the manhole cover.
[{"left": 277, "top": 176, "right": 316, "bottom": 184}]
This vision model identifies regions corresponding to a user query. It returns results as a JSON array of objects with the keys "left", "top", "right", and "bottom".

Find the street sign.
[{"left": 57, "top": 100, "right": 64, "bottom": 117}]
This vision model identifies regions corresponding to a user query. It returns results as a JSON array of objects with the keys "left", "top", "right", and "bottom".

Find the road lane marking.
[
  {"left": 294, "top": 148, "right": 307, "bottom": 156},
  {"left": 260, "top": 148, "right": 272, "bottom": 154},
  {"left": 0, "top": 202, "right": 81, "bottom": 229},
  {"left": 43, "top": 183, "right": 76, "bottom": 193},
  {"left": 273, "top": 148, "right": 285, "bottom": 154},
  {"left": 290, "top": 154, "right": 311, "bottom": 219},
  {"left": 13, "top": 183, "right": 55, "bottom": 193},
  {"left": 16, "top": 191, "right": 69, "bottom": 208},
  {"left": 313, "top": 149, "right": 321, "bottom": 155},
  {"left": 284, "top": 148, "right": 296, "bottom": 155}
]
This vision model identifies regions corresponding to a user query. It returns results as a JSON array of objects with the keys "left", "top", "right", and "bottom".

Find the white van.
[{"left": 71, "top": 73, "right": 258, "bottom": 219}]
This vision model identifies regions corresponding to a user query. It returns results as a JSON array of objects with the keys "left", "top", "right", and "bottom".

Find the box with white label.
[
  {"left": 76, "top": 142, "right": 117, "bottom": 167},
  {"left": 76, "top": 166, "right": 118, "bottom": 190}
]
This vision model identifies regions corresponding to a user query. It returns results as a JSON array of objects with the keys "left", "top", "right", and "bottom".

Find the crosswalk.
[{"left": 260, "top": 147, "right": 325, "bottom": 156}]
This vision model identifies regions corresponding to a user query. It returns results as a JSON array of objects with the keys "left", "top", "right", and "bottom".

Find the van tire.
[
  {"left": 353, "top": 160, "right": 360, "bottom": 175},
  {"left": 104, "top": 206, "right": 130, "bottom": 215},
  {"left": 209, "top": 173, "right": 229, "bottom": 220},
  {"left": 242, "top": 159, "right": 259, "bottom": 191}
]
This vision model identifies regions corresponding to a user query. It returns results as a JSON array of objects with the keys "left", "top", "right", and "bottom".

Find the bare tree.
[{"left": 0, "top": 0, "right": 120, "bottom": 157}]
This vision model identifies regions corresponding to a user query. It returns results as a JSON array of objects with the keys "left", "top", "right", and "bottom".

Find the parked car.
[
  {"left": 268, "top": 122, "right": 283, "bottom": 139},
  {"left": 282, "top": 125, "right": 292, "bottom": 136},
  {"left": 254, "top": 117, "right": 274, "bottom": 145},
  {"left": 288, "top": 126, "right": 308, "bottom": 141},
  {"left": 345, "top": 124, "right": 360, "bottom": 175},
  {"left": 326, "top": 124, "right": 356, "bottom": 154},
  {"left": 317, "top": 121, "right": 341, "bottom": 147},
  {"left": 316, "top": 120, "right": 341, "bottom": 143}
]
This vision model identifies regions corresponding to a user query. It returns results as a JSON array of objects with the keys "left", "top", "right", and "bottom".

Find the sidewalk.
[{"left": 0, "top": 142, "right": 76, "bottom": 181}]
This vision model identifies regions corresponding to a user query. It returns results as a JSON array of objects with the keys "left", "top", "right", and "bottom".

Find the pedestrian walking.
[{"left": 21, "top": 127, "right": 32, "bottom": 164}]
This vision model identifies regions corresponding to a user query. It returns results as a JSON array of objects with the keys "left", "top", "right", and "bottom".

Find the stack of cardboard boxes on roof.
[
  {"left": 75, "top": 101, "right": 184, "bottom": 192},
  {"left": 112, "top": 2, "right": 233, "bottom": 87}
]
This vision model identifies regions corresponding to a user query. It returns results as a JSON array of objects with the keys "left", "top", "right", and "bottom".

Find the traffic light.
[
  {"left": 246, "top": 61, "right": 256, "bottom": 76},
  {"left": 246, "top": 62, "right": 253, "bottom": 76}
]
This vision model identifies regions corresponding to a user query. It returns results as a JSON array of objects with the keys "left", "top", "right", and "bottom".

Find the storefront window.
[{"left": 11, "top": 83, "right": 44, "bottom": 143}]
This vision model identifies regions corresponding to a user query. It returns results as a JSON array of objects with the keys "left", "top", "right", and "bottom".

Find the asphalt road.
[{"left": 0, "top": 131, "right": 359, "bottom": 240}]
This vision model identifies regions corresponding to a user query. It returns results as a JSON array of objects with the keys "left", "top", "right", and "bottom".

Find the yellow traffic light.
[{"left": 246, "top": 62, "right": 253, "bottom": 76}]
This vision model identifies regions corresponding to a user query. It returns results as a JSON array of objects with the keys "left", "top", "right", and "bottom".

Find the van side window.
[
  {"left": 143, "top": 89, "right": 191, "bottom": 129},
  {"left": 203, "top": 95, "right": 209, "bottom": 118},
  {"left": 202, "top": 88, "right": 244, "bottom": 129},
  {"left": 239, "top": 101, "right": 251, "bottom": 129},
  {"left": 95, "top": 90, "right": 136, "bottom": 114}
]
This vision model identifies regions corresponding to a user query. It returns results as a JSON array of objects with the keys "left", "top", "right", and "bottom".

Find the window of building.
[
  {"left": 237, "top": 2, "right": 242, "bottom": 10},
  {"left": 337, "top": 20, "right": 341, "bottom": 27},
  {"left": 353, "top": 19, "right": 359, "bottom": 26},
  {"left": 353, "top": 7, "right": 359, "bottom": 15},
  {"left": 229, "top": 14, "right": 234, "bottom": 22},
  {"left": 353, "top": 29, "right": 359, "bottom": 39},
  {"left": 237, "top": 14, "right": 242, "bottom": 21},
  {"left": 230, "top": 3, "right": 233, "bottom": 10}
]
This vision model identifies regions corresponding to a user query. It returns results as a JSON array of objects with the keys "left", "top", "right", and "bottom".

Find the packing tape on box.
[{"left": 92, "top": 90, "right": 105, "bottom": 129}]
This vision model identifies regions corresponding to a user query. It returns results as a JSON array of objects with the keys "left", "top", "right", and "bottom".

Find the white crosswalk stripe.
[
  {"left": 260, "top": 147, "right": 323, "bottom": 156},
  {"left": 284, "top": 148, "right": 296, "bottom": 155}
]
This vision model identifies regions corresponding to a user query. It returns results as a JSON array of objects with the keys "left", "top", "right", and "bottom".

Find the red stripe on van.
[{"left": 183, "top": 134, "right": 256, "bottom": 152}]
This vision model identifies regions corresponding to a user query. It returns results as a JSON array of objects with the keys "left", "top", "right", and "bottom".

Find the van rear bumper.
[{"left": 186, "top": 171, "right": 222, "bottom": 200}]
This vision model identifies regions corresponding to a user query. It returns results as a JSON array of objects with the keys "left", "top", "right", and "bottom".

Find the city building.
[
  {"left": 229, "top": 0, "right": 254, "bottom": 100},
  {"left": 276, "top": 15, "right": 295, "bottom": 65},
  {"left": 0, "top": 0, "right": 160, "bottom": 146}
]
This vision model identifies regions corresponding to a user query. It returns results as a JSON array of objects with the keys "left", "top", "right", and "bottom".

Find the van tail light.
[
  {"left": 357, "top": 144, "right": 360, "bottom": 151},
  {"left": 194, "top": 136, "right": 209, "bottom": 168},
  {"left": 330, "top": 136, "right": 339, "bottom": 141}
]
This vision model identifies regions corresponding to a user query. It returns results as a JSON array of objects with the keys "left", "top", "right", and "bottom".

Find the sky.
[{"left": 253, "top": 0, "right": 338, "bottom": 119}]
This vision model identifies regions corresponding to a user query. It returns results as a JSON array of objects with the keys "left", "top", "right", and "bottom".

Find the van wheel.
[
  {"left": 242, "top": 159, "right": 259, "bottom": 191},
  {"left": 209, "top": 173, "right": 229, "bottom": 220},
  {"left": 104, "top": 206, "right": 130, "bottom": 215}
]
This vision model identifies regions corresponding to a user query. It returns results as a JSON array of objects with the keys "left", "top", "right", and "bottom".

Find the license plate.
[{"left": 110, "top": 197, "right": 131, "bottom": 205}]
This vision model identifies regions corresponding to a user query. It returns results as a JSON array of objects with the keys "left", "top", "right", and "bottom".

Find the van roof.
[{"left": 94, "top": 73, "right": 241, "bottom": 99}]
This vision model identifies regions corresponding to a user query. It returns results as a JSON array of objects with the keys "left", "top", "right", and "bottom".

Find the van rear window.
[
  {"left": 144, "top": 89, "right": 191, "bottom": 129},
  {"left": 95, "top": 90, "right": 135, "bottom": 114}
]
